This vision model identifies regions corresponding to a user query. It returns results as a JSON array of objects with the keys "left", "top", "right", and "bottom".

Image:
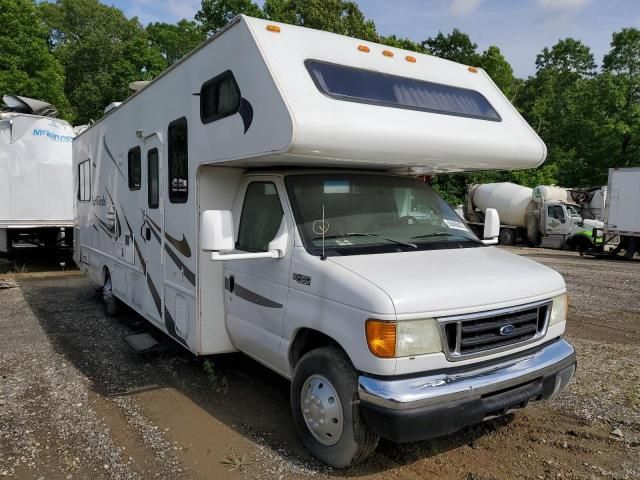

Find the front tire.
[
  {"left": 498, "top": 228, "right": 516, "bottom": 245},
  {"left": 291, "top": 347, "right": 379, "bottom": 468}
]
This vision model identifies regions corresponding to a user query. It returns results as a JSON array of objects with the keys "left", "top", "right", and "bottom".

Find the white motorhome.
[
  {"left": 74, "top": 16, "right": 576, "bottom": 468},
  {"left": 0, "top": 95, "right": 76, "bottom": 253}
]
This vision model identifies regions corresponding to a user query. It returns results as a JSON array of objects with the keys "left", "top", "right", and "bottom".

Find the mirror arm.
[{"left": 210, "top": 250, "right": 282, "bottom": 261}]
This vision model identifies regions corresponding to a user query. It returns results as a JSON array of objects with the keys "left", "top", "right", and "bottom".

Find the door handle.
[{"left": 229, "top": 275, "right": 235, "bottom": 293}]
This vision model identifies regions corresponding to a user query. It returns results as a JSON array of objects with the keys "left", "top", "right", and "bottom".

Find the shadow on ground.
[{"left": 22, "top": 276, "right": 514, "bottom": 476}]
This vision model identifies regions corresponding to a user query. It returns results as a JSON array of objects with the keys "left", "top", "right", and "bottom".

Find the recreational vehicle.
[
  {"left": 74, "top": 16, "right": 576, "bottom": 467},
  {"left": 0, "top": 95, "right": 77, "bottom": 253}
]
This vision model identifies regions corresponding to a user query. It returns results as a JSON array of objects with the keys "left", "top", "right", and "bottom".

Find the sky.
[{"left": 105, "top": 0, "right": 640, "bottom": 77}]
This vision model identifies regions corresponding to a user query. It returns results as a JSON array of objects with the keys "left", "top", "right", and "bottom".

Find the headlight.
[
  {"left": 365, "top": 318, "right": 442, "bottom": 358},
  {"left": 549, "top": 293, "right": 568, "bottom": 326}
]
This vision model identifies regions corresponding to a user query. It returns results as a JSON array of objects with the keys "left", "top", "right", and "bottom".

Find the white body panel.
[
  {"left": 605, "top": 168, "right": 640, "bottom": 237},
  {"left": 74, "top": 16, "right": 564, "bottom": 381},
  {"left": 0, "top": 113, "right": 75, "bottom": 228}
]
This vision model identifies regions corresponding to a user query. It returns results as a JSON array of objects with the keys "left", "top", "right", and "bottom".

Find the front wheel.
[
  {"left": 103, "top": 270, "right": 121, "bottom": 317},
  {"left": 291, "top": 347, "right": 379, "bottom": 468}
]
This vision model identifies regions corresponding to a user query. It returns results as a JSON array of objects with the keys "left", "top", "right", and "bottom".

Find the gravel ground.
[{"left": 0, "top": 247, "right": 638, "bottom": 479}]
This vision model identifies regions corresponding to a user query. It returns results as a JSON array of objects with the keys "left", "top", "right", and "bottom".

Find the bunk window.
[
  {"left": 148, "top": 148, "right": 159, "bottom": 209},
  {"left": 305, "top": 60, "right": 501, "bottom": 122},
  {"left": 78, "top": 159, "right": 91, "bottom": 202},
  {"left": 128, "top": 147, "right": 141, "bottom": 191},
  {"left": 200, "top": 70, "right": 241, "bottom": 124},
  {"left": 168, "top": 117, "right": 188, "bottom": 203}
]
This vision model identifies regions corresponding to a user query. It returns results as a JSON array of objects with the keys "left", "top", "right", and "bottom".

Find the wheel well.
[{"left": 289, "top": 329, "right": 348, "bottom": 370}]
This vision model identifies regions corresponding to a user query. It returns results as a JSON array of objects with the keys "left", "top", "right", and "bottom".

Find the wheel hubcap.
[{"left": 300, "top": 374, "right": 343, "bottom": 446}]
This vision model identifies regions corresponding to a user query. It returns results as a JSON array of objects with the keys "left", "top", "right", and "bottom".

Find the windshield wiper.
[
  {"left": 312, "top": 232, "right": 417, "bottom": 249},
  {"left": 411, "top": 232, "right": 482, "bottom": 243}
]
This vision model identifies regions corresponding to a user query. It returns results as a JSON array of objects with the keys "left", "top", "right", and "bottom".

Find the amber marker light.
[
  {"left": 266, "top": 24, "right": 281, "bottom": 32},
  {"left": 468, "top": 66, "right": 479, "bottom": 73},
  {"left": 358, "top": 44, "right": 370, "bottom": 53},
  {"left": 382, "top": 50, "right": 394, "bottom": 57},
  {"left": 405, "top": 55, "right": 417, "bottom": 63},
  {"left": 365, "top": 320, "right": 396, "bottom": 358}
]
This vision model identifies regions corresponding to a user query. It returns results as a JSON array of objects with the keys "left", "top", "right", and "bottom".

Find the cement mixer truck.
[{"left": 463, "top": 182, "right": 602, "bottom": 250}]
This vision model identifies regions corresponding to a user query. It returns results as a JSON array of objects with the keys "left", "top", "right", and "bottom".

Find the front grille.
[{"left": 439, "top": 300, "right": 551, "bottom": 360}]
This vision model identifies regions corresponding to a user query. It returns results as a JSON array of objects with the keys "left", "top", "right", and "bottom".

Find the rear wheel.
[{"left": 291, "top": 347, "right": 379, "bottom": 468}]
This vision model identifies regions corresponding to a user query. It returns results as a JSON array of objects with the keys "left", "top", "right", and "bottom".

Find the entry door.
[
  {"left": 224, "top": 178, "right": 293, "bottom": 374},
  {"left": 142, "top": 135, "right": 164, "bottom": 325}
]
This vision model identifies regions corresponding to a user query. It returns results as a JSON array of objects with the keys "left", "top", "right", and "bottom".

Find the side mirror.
[
  {"left": 482, "top": 208, "right": 500, "bottom": 245},
  {"left": 201, "top": 210, "right": 235, "bottom": 252}
]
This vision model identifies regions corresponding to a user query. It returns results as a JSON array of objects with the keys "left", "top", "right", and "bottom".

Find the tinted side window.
[
  {"left": 78, "top": 159, "right": 91, "bottom": 202},
  {"left": 237, "top": 182, "right": 284, "bottom": 252},
  {"left": 168, "top": 117, "right": 188, "bottom": 203},
  {"left": 128, "top": 147, "right": 141, "bottom": 190},
  {"left": 148, "top": 148, "right": 159, "bottom": 209},
  {"left": 548, "top": 205, "right": 564, "bottom": 219},
  {"left": 306, "top": 60, "right": 501, "bottom": 122},
  {"left": 200, "top": 70, "right": 241, "bottom": 124}
]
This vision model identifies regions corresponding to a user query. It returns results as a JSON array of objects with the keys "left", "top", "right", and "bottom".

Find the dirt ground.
[{"left": 0, "top": 247, "right": 638, "bottom": 480}]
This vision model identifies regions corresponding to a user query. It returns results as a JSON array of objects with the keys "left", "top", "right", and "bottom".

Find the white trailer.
[
  {"left": 74, "top": 16, "right": 575, "bottom": 467},
  {"left": 0, "top": 95, "right": 76, "bottom": 253}
]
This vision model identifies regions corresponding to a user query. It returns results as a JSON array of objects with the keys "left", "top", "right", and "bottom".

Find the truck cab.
[
  {"left": 543, "top": 201, "right": 601, "bottom": 250},
  {"left": 201, "top": 169, "right": 576, "bottom": 467}
]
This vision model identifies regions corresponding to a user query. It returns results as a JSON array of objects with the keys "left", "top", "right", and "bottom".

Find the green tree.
[
  {"left": 196, "top": 0, "right": 264, "bottom": 35},
  {"left": 478, "top": 45, "right": 518, "bottom": 99},
  {"left": 603, "top": 28, "right": 640, "bottom": 166},
  {"left": 40, "top": 0, "right": 165, "bottom": 124},
  {"left": 147, "top": 20, "right": 206, "bottom": 68},
  {"left": 0, "top": 0, "right": 69, "bottom": 117},
  {"left": 422, "top": 29, "right": 481, "bottom": 65},
  {"left": 535, "top": 38, "right": 596, "bottom": 77}
]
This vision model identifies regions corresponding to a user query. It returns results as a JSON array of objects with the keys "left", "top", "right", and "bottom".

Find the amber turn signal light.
[
  {"left": 266, "top": 25, "right": 281, "bottom": 33},
  {"left": 365, "top": 320, "right": 396, "bottom": 358},
  {"left": 358, "top": 44, "right": 370, "bottom": 53},
  {"left": 382, "top": 50, "right": 394, "bottom": 57}
]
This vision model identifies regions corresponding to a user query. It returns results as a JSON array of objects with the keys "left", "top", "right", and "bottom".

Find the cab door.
[
  {"left": 223, "top": 177, "right": 293, "bottom": 375},
  {"left": 141, "top": 134, "right": 164, "bottom": 325},
  {"left": 545, "top": 204, "right": 571, "bottom": 236}
]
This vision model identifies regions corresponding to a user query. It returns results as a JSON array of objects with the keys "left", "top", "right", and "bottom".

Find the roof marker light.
[
  {"left": 358, "top": 44, "right": 370, "bottom": 53},
  {"left": 468, "top": 66, "right": 478, "bottom": 73},
  {"left": 382, "top": 50, "right": 394, "bottom": 57},
  {"left": 405, "top": 55, "right": 417, "bottom": 63},
  {"left": 266, "top": 25, "right": 281, "bottom": 33}
]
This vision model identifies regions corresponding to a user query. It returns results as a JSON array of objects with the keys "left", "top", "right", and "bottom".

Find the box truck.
[
  {"left": 73, "top": 16, "right": 576, "bottom": 467},
  {"left": 0, "top": 95, "right": 77, "bottom": 253},
  {"left": 586, "top": 168, "right": 640, "bottom": 259}
]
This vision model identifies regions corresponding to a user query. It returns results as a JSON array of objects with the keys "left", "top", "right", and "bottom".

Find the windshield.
[
  {"left": 285, "top": 174, "right": 481, "bottom": 256},
  {"left": 566, "top": 205, "right": 581, "bottom": 217}
]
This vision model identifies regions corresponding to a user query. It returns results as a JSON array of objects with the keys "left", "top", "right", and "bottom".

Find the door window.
[
  {"left": 148, "top": 148, "right": 159, "bottom": 209},
  {"left": 548, "top": 205, "right": 565, "bottom": 221},
  {"left": 237, "top": 182, "right": 284, "bottom": 252}
]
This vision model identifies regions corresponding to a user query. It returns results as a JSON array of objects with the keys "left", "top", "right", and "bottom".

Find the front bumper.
[{"left": 358, "top": 338, "right": 576, "bottom": 443}]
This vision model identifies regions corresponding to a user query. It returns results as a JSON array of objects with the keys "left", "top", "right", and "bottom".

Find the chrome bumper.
[{"left": 358, "top": 338, "right": 576, "bottom": 411}]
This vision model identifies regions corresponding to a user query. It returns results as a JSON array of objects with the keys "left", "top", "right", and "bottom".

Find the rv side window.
[
  {"left": 305, "top": 60, "right": 501, "bottom": 122},
  {"left": 236, "top": 182, "right": 284, "bottom": 252},
  {"left": 200, "top": 70, "right": 241, "bottom": 124},
  {"left": 148, "top": 148, "right": 159, "bottom": 209},
  {"left": 128, "top": 147, "right": 141, "bottom": 191},
  {"left": 168, "top": 117, "right": 188, "bottom": 203},
  {"left": 77, "top": 159, "right": 91, "bottom": 202}
]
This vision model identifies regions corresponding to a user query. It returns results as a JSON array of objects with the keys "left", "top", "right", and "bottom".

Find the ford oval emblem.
[{"left": 499, "top": 324, "right": 516, "bottom": 336}]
